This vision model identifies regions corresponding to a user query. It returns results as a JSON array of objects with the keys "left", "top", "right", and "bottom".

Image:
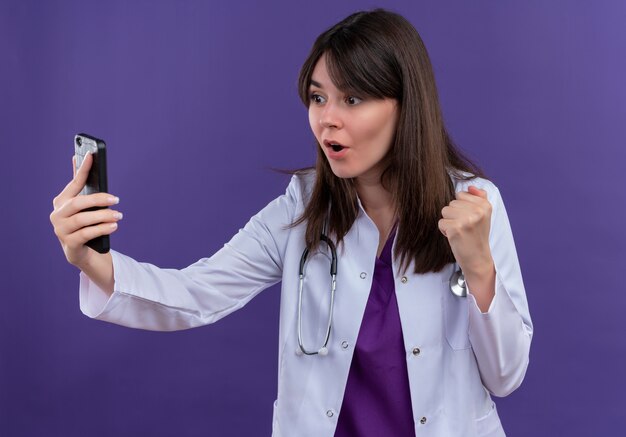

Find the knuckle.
[
  {"left": 54, "top": 221, "right": 66, "bottom": 235},
  {"left": 77, "top": 227, "right": 92, "bottom": 242},
  {"left": 447, "top": 226, "right": 459, "bottom": 238},
  {"left": 64, "top": 237, "right": 79, "bottom": 252},
  {"left": 72, "top": 212, "right": 86, "bottom": 229},
  {"left": 76, "top": 195, "right": 94, "bottom": 211},
  {"left": 66, "top": 196, "right": 78, "bottom": 211},
  {"left": 85, "top": 196, "right": 97, "bottom": 209}
]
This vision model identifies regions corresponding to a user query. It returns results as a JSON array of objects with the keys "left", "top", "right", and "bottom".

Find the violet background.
[{"left": 1, "top": 0, "right": 625, "bottom": 436}]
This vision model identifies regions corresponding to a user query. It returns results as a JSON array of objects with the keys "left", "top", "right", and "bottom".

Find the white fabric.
[{"left": 79, "top": 171, "right": 532, "bottom": 437}]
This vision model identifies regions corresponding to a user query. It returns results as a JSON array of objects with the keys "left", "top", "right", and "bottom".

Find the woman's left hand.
[{"left": 438, "top": 185, "right": 494, "bottom": 281}]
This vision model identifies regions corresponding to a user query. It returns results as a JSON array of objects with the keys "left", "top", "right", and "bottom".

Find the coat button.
[
  {"left": 341, "top": 341, "right": 349, "bottom": 349},
  {"left": 420, "top": 416, "right": 427, "bottom": 424},
  {"left": 412, "top": 347, "right": 421, "bottom": 356},
  {"left": 401, "top": 276, "right": 408, "bottom": 283},
  {"left": 326, "top": 409, "right": 335, "bottom": 418},
  {"left": 360, "top": 272, "right": 367, "bottom": 279}
]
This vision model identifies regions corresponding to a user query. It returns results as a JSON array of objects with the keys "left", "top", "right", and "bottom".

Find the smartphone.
[{"left": 74, "top": 133, "right": 110, "bottom": 254}]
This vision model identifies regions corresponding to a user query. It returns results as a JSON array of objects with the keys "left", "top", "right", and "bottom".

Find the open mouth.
[{"left": 324, "top": 140, "right": 347, "bottom": 153}]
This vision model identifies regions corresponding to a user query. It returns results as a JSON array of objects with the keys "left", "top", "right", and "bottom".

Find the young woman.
[{"left": 50, "top": 9, "right": 532, "bottom": 437}]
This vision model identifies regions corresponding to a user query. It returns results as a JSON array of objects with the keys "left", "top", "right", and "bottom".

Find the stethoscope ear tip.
[
  {"left": 318, "top": 347, "right": 329, "bottom": 356},
  {"left": 295, "top": 348, "right": 304, "bottom": 356}
]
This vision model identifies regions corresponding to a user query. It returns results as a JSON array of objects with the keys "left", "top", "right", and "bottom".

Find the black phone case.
[{"left": 76, "top": 133, "right": 110, "bottom": 254}]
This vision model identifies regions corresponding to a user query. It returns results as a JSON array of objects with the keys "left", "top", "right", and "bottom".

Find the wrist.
[
  {"left": 74, "top": 247, "right": 97, "bottom": 272},
  {"left": 463, "top": 259, "right": 496, "bottom": 313},
  {"left": 461, "top": 253, "right": 494, "bottom": 278},
  {"left": 77, "top": 251, "right": 115, "bottom": 297}
]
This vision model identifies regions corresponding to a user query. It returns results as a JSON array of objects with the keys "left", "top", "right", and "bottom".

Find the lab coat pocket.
[
  {"left": 475, "top": 402, "right": 505, "bottom": 437},
  {"left": 442, "top": 279, "right": 471, "bottom": 350}
]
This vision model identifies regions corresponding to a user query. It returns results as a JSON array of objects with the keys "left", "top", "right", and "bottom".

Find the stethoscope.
[
  {"left": 296, "top": 234, "right": 337, "bottom": 356},
  {"left": 296, "top": 231, "right": 467, "bottom": 357}
]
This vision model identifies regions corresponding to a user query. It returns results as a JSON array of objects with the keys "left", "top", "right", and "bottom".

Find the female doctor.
[{"left": 50, "top": 9, "right": 532, "bottom": 437}]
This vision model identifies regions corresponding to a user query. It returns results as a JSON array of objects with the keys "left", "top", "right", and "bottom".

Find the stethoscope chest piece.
[{"left": 449, "top": 267, "right": 467, "bottom": 298}]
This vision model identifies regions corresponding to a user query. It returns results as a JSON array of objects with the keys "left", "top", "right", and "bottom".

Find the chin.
[{"left": 328, "top": 165, "right": 359, "bottom": 179}]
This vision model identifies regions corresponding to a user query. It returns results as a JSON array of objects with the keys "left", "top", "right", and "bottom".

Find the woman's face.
[{"left": 308, "top": 55, "right": 399, "bottom": 182}]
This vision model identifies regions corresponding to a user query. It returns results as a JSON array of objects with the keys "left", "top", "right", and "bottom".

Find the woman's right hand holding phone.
[{"left": 49, "top": 153, "right": 121, "bottom": 296}]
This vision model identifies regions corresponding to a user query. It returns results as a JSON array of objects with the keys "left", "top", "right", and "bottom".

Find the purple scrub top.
[{"left": 334, "top": 227, "right": 416, "bottom": 436}]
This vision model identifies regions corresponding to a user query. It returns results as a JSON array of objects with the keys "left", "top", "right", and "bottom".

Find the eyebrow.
[{"left": 310, "top": 79, "right": 323, "bottom": 88}]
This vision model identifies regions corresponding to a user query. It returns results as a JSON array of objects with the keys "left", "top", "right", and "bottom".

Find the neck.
[
  {"left": 354, "top": 176, "right": 396, "bottom": 230},
  {"left": 355, "top": 177, "right": 393, "bottom": 212}
]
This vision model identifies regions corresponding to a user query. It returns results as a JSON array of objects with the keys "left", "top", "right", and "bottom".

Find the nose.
[{"left": 319, "top": 103, "right": 343, "bottom": 129}]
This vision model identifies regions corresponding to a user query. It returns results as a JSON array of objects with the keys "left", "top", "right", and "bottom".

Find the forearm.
[
  {"left": 464, "top": 258, "right": 496, "bottom": 313},
  {"left": 78, "top": 251, "right": 114, "bottom": 298}
]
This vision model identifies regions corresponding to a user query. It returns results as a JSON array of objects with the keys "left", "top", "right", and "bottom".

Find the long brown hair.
[{"left": 293, "top": 9, "right": 485, "bottom": 274}]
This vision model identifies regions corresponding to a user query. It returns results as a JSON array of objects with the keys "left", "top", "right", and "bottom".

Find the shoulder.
[{"left": 285, "top": 169, "right": 317, "bottom": 204}]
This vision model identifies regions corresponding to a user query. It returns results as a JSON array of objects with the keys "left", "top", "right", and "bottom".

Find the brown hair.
[{"left": 294, "top": 9, "right": 485, "bottom": 274}]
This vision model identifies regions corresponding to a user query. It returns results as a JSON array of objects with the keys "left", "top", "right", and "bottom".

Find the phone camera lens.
[{"left": 76, "top": 137, "right": 82, "bottom": 147}]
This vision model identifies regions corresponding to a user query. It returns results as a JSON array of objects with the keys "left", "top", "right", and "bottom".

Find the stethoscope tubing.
[
  {"left": 296, "top": 234, "right": 467, "bottom": 356},
  {"left": 297, "top": 234, "right": 337, "bottom": 356}
]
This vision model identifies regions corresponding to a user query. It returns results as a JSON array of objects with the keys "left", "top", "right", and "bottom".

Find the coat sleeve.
[
  {"left": 79, "top": 175, "right": 303, "bottom": 331},
  {"left": 465, "top": 180, "right": 533, "bottom": 397}
]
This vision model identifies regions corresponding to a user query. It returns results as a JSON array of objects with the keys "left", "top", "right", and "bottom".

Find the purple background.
[{"left": 2, "top": 0, "right": 625, "bottom": 436}]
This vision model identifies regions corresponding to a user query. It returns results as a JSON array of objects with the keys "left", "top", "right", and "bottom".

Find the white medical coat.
[{"left": 79, "top": 171, "right": 533, "bottom": 437}]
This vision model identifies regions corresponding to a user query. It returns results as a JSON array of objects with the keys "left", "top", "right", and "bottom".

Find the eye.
[
  {"left": 346, "top": 96, "right": 363, "bottom": 105},
  {"left": 309, "top": 93, "right": 326, "bottom": 105}
]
